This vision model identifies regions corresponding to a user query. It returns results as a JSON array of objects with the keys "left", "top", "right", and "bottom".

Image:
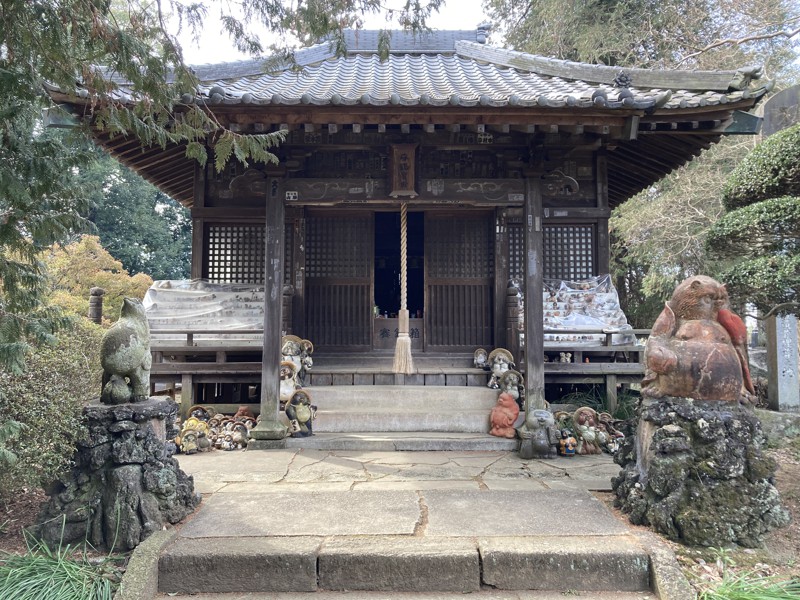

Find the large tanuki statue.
[
  {"left": 613, "top": 275, "right": 788, "bottom": 547},
  {"left": 643, "top": 275, "right": 754, "bottom": 403}
]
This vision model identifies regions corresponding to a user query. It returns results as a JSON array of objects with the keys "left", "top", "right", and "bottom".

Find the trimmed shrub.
[
  {"left": 0, "top": 319, "right": 103, "bottom": 496},
  {"left": 722, "top": 124, "right": 800, "bottom": 210},
  {"left": 706, "top": 196, "right": 800, "bottom": 259}
]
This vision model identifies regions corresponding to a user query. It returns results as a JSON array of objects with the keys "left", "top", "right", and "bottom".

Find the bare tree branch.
[{"left": 676, "top": 25, "right": 800, "bottom": 66}]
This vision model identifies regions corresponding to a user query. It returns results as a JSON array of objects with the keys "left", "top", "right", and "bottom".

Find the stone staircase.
[{"left": 283, "top": 385, "right": 519, "bottom": 451}]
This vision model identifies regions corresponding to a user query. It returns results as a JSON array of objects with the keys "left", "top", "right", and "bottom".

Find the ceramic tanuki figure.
[
  {"left": 573, "top": 407, "right": 603, "bottom": 455},
  {"left": 299, "top": 339, "right": 314, "bottom": 385},
  {"left": 474, "top": 348, "right": 489, "bottom": 370},
  {"left": 499, "top": 369, "right": 525, "bottom": 409},
  {"left": 489, "top": 392, "right": 519, "bottom": 438},
  {"left": 286, "top": 390, "right": 316, "bottom": 437},
  {"left": 281, "top": 335, "right": 303, "bottom": 373},
  {"left": 487, "top": 348, "right": 514, "bottom": 389},
  {"left": 643, "top": 275, "right": 755, "bottom": 403},
  {"left": 558, "top": 429, "right": 577, "bottom": 456},
  {"left": 279, "top": 361, "right": 299, "bottom": 404},
  {"left": 517, "top": 409, "right": 560, "bottom": 459}
]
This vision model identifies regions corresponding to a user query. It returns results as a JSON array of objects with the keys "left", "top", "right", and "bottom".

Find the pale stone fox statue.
[
  {"left": 100, "top": 297, "right": 152, "bottom": 404},
  {"left": 643, "top": 275, "right": 755, "bottom": 403}
]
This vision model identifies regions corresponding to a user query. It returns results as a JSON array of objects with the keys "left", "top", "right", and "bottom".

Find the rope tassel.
[{"left": 393, "top": 202, "right": 415, "bottom": 375}]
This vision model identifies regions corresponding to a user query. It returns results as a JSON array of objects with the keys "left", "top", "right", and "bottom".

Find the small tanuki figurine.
[
  {"left": 281, "top": 335, "right": 304, "bottom": 373},
  {"left": 573, "top": 407, "right": 603, "bottom": 455},
  {"left": 489, "top": 392, "right": 519, "bottom": 438},
  {"left": 487, "top": 348, "right": 514, "bottom": 389},
  {"left": 100, "top": 297, "right": 152, "bottom": 404},
  {"left": 558, "top": 429, "right": 577, "bottom": 456},
  {"left": 279, "top": 361, "right": 299, "bottom": 404},
  {"left": 473, "top": 348, "right": 489, "bottom": 370},
  {"left": 597, "top": 412, "right": 624, "bottom": 453},
  {"left": 499, "top": 370, "right": 525, "bottom": 410},
  {"left": 285, "top": 390, "right": 316, "bottom": 437},
  {"left": 643, "top": 275, "right": 755, "bottom": 403},
  {"left": 517, "top": 409, "right": 560, "bottom": 459},
  {"left": 176, "top": 417, "right": 212, "bottom": 454},
  {"left": 299, "top": 339, "right": 314, "bottom": 385}
]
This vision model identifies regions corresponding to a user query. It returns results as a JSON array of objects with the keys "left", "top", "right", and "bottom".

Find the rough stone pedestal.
[
  {"left": 33, "top": 398, "right": 200, "bottom": 551},
  {"left": 612, "top": 396, "right": 790, "bottom": 547}
]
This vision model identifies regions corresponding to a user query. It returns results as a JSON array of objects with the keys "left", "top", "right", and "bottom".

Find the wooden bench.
[{"left": 536, "top": 328, "right": 649, "bottom": 413}]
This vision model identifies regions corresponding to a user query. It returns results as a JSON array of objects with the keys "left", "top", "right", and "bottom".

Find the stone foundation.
[
  {"left": 33, "top": 398, "right": 200, "bottom": 551},
  {"left": 612, "top": 396, "right": 790, "bottom": 547}
]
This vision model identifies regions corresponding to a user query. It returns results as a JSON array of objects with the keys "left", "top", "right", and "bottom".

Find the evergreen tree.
[
  {"left": 706, "top": 124, "right": 800, "bottom": 312},
  {"left": 85, "top": 156, "right": 191, "bottom": 280}
]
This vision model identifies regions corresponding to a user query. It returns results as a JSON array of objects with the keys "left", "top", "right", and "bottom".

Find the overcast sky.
[{"left": 178, "top": 0, "right": 490, "bottom": 65}]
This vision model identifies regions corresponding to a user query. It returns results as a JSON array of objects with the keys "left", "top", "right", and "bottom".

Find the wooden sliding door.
[
  {"left": 425, "top": 212, "right": 494, "bottom": 351},
  {"left": 305, "top": 212, "right": 373, "bottom": 350}
]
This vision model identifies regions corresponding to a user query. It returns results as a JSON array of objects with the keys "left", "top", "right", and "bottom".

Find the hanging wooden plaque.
[{"left": 389, "top": 144, "right": 418, "bottom": 198}]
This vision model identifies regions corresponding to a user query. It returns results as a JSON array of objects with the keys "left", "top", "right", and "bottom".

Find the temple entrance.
[
  {"left": 373, "top": 211, "right": 424, "bottom": 318},
  {"left": 373, "top": 211, "right": 424, "bottom": 351}
]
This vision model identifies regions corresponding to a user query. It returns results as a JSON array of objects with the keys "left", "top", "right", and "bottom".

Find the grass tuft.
[
  {"left": 699, "top": 573, "right": 800, "bottom": 600},
  {"left": 0, "top": 535, "right": 121, "bottom": 600}
]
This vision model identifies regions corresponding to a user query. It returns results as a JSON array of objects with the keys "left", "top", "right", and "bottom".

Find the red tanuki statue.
[{"left": 643, "top": 275, "right": 755, "bottom": 403}]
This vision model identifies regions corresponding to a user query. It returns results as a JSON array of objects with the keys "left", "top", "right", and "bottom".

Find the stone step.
[
  {"left": 312, "top": 409, "right": 491, "bottom": 433},
  {"left": 157, "top": 592, "right": 656, "bottom": 600},
  {"left": 158, "top": 534, "right": 650, "bottom": 595},
  {"left": 278, "top": 431, "right": 518, "bottom": 451},
  {"left": 305, "top": 385, "right": 499, "bottom": 410}
]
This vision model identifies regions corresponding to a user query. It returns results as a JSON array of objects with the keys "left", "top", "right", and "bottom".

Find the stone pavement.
[
  {"left": 179, "top": 448, "right": 621, "bottom": 495},
  {"left": 146, "top": 449, "right": 691, "bottom": 599}
]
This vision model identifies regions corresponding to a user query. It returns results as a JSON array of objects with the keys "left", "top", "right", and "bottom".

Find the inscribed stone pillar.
[
  {"left": 523, "top": 175, "right": 546, "bottom": 414},
  {"left": 767, "top": 314, "right": 800, "bottom": 413},
  {"left": 250, "top": 176, "right": 288, "bottom": 445}
]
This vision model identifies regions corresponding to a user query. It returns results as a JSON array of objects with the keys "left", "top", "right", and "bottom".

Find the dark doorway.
[{"left": 374, "top": 211, "right": 424, "bottom": 318}]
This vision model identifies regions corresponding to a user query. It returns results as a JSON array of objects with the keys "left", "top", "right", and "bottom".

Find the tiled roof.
[{"left": 186, "top": 30, "right": 769, "bottom": 111}]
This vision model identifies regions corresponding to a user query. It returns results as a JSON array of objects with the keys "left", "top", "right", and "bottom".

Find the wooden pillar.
[
  {"left": 180, "top": 374, "right": 193, "bottom": 420},
  {"left": 596, "top": 150, "right": 610, "bottom": 274},
  {"left": 250, "top": 176, "right": 288, "bottom": 444},
  {"left": 291, "top": 214, "right": 306, "bottom": 338},
  {"left": 494, "top": 208, "right": 509, "bottom": 349},
  {"left": 524, "top": 174, "right": 546, "bottom": 414},
  {"left": 190, "top": 161, "right": 206, "bottom": 279}
]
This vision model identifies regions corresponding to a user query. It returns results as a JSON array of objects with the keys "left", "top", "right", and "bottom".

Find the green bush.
[
  {"left": 722, "top": 124, "right": 800, "bottom": 211},
  {"left": 0, "top": 319, "right": 104, "bottom": 496},
  {"left": 706, "top": 196, "right": 800, "bottom": 259},
  {"left": 718, "top": 254, "right": 800, "bottom": 313}
]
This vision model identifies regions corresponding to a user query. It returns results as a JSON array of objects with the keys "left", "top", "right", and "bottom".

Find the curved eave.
[{"left": 92, "top": 130, "right": 196, "bottom": 206}]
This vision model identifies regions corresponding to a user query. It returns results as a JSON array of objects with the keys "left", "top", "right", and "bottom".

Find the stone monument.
[
  {"left": 613, "top": 276, "right": 789, "bottom": 547},
  {"left": 33, "top": 298, "right": 199, "bottom": 551}
]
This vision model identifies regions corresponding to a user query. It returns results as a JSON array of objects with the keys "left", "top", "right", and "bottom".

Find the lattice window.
[
  {"left": 305, "top": 216, "right": 372, "bottom": 279},
  {"left": 427, "top": 217, "right": 493, "bottom": 279},
  {"left": 205, "top": 223, "right": 293, "bottom": 285},
  {"left": 507, "top": 223, "right": 595, "bottom": 281},
  {"left": 544, "top": 225, "right": 595, "bottom": 280}
]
